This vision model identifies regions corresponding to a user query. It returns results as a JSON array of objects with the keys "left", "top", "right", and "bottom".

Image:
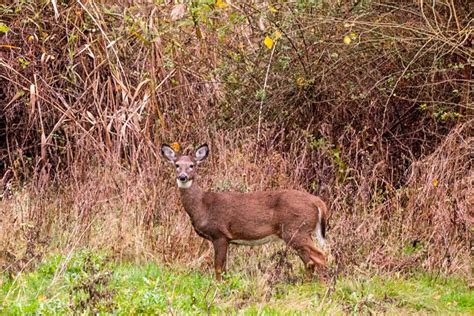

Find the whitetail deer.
[{"left": 161, "top": 144, "right": 328, "bottom": 281}]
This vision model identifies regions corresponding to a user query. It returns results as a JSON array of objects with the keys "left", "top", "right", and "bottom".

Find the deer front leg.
[{"left": 212, "top": 238, "right": 229, "bottom": 281}]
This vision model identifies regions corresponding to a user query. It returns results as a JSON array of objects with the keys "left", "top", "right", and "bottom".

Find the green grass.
[{"left": 1, "top": 251, "right": 472, "bottom": 315}]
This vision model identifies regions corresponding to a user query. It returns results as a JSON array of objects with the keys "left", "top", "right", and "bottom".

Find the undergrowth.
[
  {"left": 0, "top": 0, "right": 472, "bottom": 293},
  {"left": 1, "top": 251, "right": 472, "bottom": 315}
]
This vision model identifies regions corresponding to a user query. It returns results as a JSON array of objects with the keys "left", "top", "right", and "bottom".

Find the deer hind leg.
[
  {"left": 305, "top": 240, "right": 326, "bottom": 269},
  {"left": 283, "top": 233, "right": 327, "bottom": 280}
]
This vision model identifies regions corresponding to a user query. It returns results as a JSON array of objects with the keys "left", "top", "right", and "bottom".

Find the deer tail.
[{"left": 315, "top": 205, "right": 327, "bottom": 247}]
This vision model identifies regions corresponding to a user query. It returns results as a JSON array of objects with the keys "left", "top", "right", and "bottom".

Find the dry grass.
[{"left": 0, "top": 0, "right": 472, "bottom": 279}]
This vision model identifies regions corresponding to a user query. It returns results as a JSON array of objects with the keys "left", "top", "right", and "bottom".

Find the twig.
[{"left": 255, "top": 44, "right": 276, "bottom": 162}]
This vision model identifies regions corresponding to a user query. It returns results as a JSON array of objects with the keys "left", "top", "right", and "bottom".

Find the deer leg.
[
  {"left": 284, "top": 233, "right": 326, "bottom": 281},
  {"left": 308, "top": 244, "right": 326, "bottom": 270},
  {"left": 305, "top": 241, "right": 328, "bottom": 282},
  {"left": 282, "top": 233, "right": 314, "bottom": 275},
  {"left": 295, "top": 244, "right": 317, "bottom": 277},
  {"left": 212, "top": 238, "right": 229, "bottom": 281}
]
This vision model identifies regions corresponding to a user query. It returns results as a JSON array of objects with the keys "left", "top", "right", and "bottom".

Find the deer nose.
[{"left": 177, "top": 174, "right": 188, "bottom": 182}]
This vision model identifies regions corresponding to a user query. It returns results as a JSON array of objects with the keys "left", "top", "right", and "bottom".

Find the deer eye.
[
  {"left": 189, "top": 164, "right": 194, "bottom": 169},
  {"left": 175, "top": 164, "right": 179, "bottom": 169}
]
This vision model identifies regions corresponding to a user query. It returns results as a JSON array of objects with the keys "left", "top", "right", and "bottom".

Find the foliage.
[{"left": 0, "top": 0, "right": 472, "bottom": 283}]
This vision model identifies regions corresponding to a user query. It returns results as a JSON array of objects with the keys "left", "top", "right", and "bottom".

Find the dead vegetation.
[{"left": 0, "top": 0, "right": 472, "bottom": 277}]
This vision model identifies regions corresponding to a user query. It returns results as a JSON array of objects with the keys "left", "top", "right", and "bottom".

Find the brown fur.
[{"left": 162, "top": 144, "right": 329, "bottom": 281}]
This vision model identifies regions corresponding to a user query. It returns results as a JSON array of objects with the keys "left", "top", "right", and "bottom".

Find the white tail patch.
[{"left": 315, "top": 207, "right": 326, "bottom": 247}]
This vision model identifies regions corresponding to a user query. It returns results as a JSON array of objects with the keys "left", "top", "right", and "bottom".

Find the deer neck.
[{"left": 179, "top": 183, "right": 206, "bottom": 224}]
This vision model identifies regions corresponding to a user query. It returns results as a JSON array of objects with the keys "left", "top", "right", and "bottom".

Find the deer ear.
[
  {"left": 195, "top": 144, "right": 209, "bottom": 163},
  {"left": 161, "top": 144, "right": 177, "bottom": 162}
]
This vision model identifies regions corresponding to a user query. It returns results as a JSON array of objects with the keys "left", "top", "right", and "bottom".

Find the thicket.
[{"left": 0, "top": 0, "right": 472, "bottom": 278}]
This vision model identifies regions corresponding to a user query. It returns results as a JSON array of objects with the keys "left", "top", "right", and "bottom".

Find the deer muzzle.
[{"left": 177, "top": 174, "right": 188, "bottom": 182}]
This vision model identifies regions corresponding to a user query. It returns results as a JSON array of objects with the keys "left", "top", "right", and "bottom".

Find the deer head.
[{"left": 161, "top": 144, "right": 209, "bottom": 189}]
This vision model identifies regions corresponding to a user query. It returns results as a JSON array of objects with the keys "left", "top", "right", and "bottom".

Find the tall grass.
[{"left": 0, "top": 0, "right": 472, "bottom": 278}]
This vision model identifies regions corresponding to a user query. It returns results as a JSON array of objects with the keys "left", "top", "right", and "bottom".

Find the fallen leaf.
[{"left": 343, "top": 36, "right": 351, "bottom": 45}]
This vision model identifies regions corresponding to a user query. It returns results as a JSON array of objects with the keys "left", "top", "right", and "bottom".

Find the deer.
[{"left": 161, "top": 143, "right": 329, "bottom": 281}]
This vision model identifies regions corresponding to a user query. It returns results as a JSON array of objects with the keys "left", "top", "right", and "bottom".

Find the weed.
[
  {"left": 1, "top": 252, "right": 472, "bottom": 314},
  {"left": 0, "top": 0, "right": 471, "bottom": 306}
]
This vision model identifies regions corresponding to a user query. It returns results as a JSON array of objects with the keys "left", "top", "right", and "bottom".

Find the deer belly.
[{"left": 231, "top": 235, "right": 280, "bottom": 246}]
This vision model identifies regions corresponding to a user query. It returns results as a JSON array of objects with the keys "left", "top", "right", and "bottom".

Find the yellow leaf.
[
  {"left": 264, "top": 36, "right": 273, "bottom": 49},
  {"left": 273, "top": 30, "right": 282, "bottom": 40},
  {"left": 38, "top": 295, "right": 47, "bottom": 302},
  {"left": 432, "top": 178, "right": 439, "bottom": 187},
  {"left": 0, "top": 23, "right": 10, "bottom": 33},
  {"left": 216, "top": 0, "right": 228, "bottom": 9},
  {"left": 268, "top": 5, "right": 278, "bottom": 13},
  {"left": 296, "top": 77, "right": 305, "bottom": 86},
  {"left": 350, "top": 32, "right": 357, "bottom": 40},
  {"left": 170, "top": 142, "right": 181, "bottom": 152},
  {"left": 343, "top": 36, "right": 351, "bottom": 45}
]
